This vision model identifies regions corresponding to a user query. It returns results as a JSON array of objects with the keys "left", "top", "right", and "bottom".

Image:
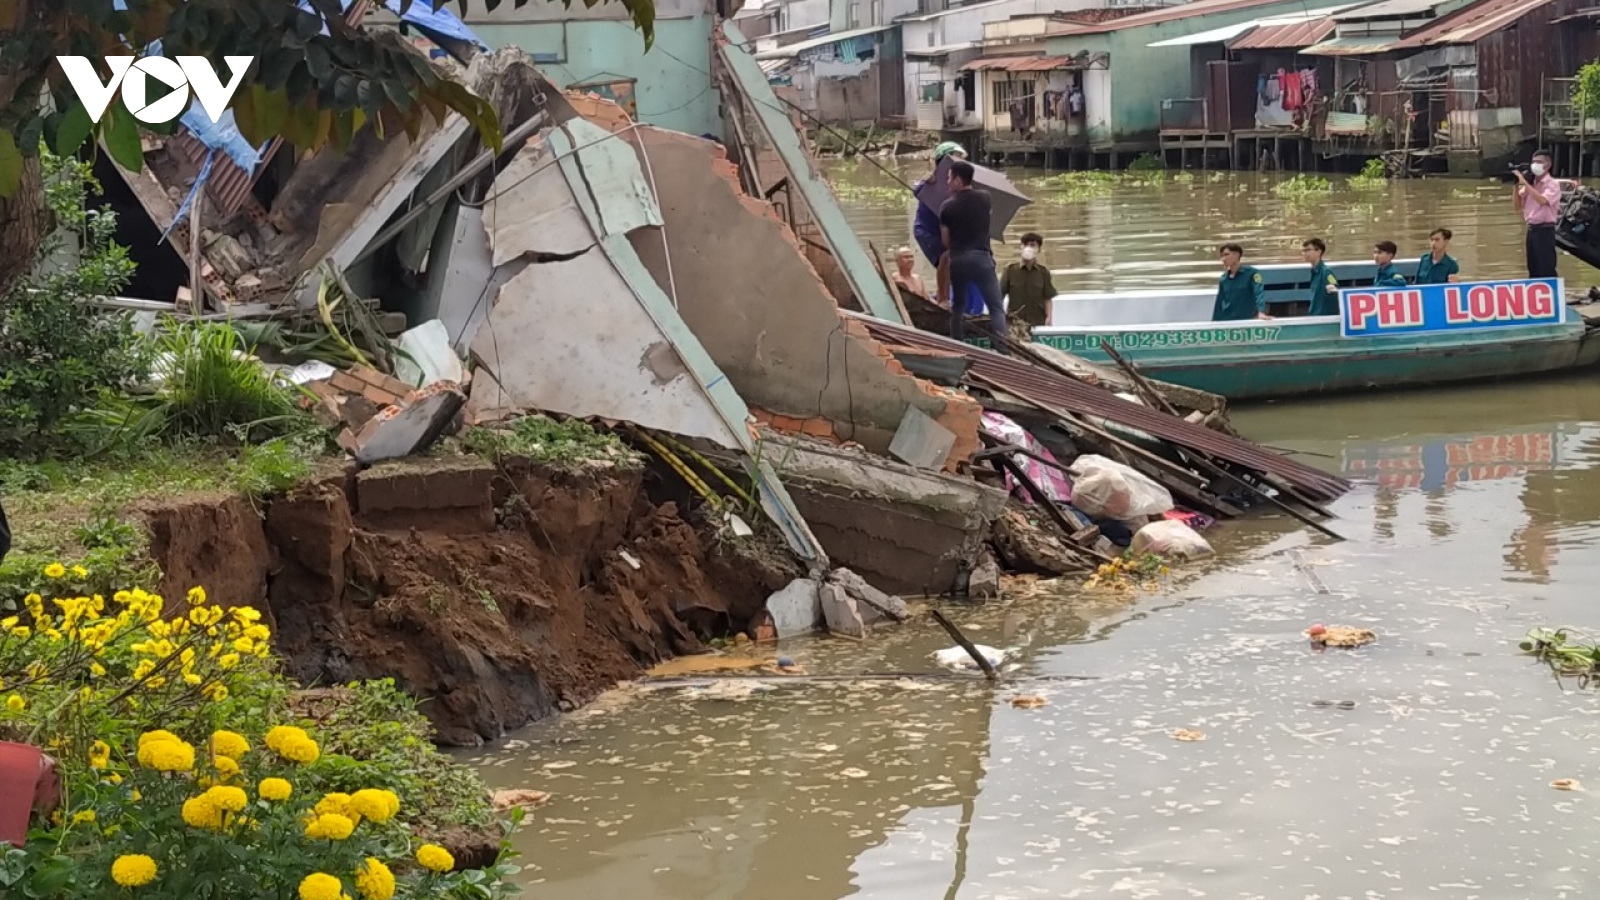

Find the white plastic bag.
[
  {"left": 1068, "top": 454, "right": 1174, "bottom": 519},
  {"left": 1130, "top": 519, "right": 1214, "bottom": 559}
]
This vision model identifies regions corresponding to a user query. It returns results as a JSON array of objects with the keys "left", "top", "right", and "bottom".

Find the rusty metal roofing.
[
  {"left": 1300, "top": 34, "right": 1406, "bottom": 54},
  {"left": 1394, "top": 0, "right": 1556, "bottom": 46},
  {"left": 1048, "top": 0, "right": 1342, "bottom": 36},
  {"left": 1008, "top": 55, "right": 1079, "bottom": 70},
  {"left": 847, "top": 315, "right": 1353, "bottom": 502},
  {"left": 960, "top": 55, "right": 1033, "bottom": 70},
  {"left": 1333, "top": 0, "right": 1458, "bottom": 18},
  {"left": 1228, "top": 17, "right": 1338, "bottom": 48}
]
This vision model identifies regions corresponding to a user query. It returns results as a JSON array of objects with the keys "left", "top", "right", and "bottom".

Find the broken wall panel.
[
  {"left": 616, "top": 125, "right": 980, "bottom": 467},
  {"left": 468, "top": 255, "right": 738, "bottom": 445}
]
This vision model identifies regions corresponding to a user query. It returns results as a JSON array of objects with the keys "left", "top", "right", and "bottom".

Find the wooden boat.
[{"left": 1027, "top": 261, "right": 1600, "bottom": 401}]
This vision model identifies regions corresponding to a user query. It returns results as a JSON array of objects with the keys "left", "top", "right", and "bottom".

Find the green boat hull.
[{"left": 1029, "top": 318, "right": 1600, "bottom": 401}]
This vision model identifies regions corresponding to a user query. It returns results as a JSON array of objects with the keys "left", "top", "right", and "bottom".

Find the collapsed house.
[{"left": 95, "top": 11, "right": 1353, "bottom": 638}]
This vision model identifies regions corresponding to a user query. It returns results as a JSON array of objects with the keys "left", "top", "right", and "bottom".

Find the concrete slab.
[
  {"left": 353, "top": 382, "right": 467, "bottom": 464},
  {"left": 765, "top": 577, "right": 823, "bottom": 638},
  {"left": 819, "top": 581, "right": 865, "bottom": 639},
  {"left": 888, "top": 406, "right": 957, "bottom": 471}
]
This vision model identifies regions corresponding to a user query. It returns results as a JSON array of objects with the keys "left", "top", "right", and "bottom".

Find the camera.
[{"left": 1509, "top": 162, "right": 1533, "bottom": 178}]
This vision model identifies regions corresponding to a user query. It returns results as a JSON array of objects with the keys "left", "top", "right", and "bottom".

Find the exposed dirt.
[{"left": 137, "top": 455, "right": 797, "bottom": 746}]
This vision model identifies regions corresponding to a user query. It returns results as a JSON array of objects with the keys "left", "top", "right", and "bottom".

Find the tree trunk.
[{"left": 0, "top": 157, "right": 47, "bottom": 296}]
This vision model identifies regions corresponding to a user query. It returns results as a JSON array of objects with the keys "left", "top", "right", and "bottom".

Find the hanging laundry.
[
  {"left": 1257, "top": 73, "right": 1268, "bottom": 102},
  {"left": 1282, "top": 71, "right": 1301, "bottom": 110},
  {"left": 1264, "top": 72, "right": 1282, "bottom": 103}
]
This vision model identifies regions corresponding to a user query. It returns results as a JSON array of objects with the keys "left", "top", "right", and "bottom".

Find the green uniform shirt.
[
  {"left": 1001, "top": 261, "right": 1057, "bottom": 327},
  {"left": 1213, "top": 265, "right": 1265, "bottom": 321},
  {"left": 1374, "top": 263, "right": 1407, "bottom": 287},
  {"left": 1415, "top": 252, "right": 1458, "bottom": 285},
  {"left": 1308, "top": 260, "right": 1340, "bottom": 316}
]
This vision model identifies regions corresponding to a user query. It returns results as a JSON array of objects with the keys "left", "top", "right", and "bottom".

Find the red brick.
[
  {"left": 769, "top": 415, "right": 804, "bottom": 433},
  {"left": 360, "top": 385, "right": 399, "bottom": 408},
  {"left": 328, "top": 371, "right": 366, "bottom": 395},
  {"left": 800, "top": 417, "right": 833, "bottom": 438}
]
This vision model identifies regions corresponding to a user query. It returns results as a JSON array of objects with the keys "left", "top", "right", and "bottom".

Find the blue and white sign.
[{"left": 1340, "top": 278, "right": 1565, "bottom": 338}]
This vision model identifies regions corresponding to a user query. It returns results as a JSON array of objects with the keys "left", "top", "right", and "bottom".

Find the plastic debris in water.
[
  {"left": 931, "top": 645, "right": 1010, "bottom": 670},
  {"left": 1010, "top": 695, "right": 1048, "bottom": 709},
  {"left": 1306, "top": 625, "right": 1376, "bottom": 648},
  {"left": 1172, "top": 729, "right": 1206, "bottom": 742},
  {"left": 1551, "top": 778, "right": 1582, "bottom": 791}
]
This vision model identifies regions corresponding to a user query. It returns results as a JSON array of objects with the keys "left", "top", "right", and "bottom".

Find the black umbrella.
[{"left": 916, "top": 157, "right": 1034, "bottom": 242}]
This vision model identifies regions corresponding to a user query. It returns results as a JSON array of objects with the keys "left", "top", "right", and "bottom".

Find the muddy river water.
[{"left": 466, "top": 169, "right": 1600, "bottom": 899}]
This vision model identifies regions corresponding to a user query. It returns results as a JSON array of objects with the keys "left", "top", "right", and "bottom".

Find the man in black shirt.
[{"left": 938, "top": 161, "right": 1006, "bottom": 344}]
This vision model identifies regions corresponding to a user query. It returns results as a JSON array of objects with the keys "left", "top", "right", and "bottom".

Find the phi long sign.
[{"left": 1340, "top": 278, "right": 1564, "bottom": 338}]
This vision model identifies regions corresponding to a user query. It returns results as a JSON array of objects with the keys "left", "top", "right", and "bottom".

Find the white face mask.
[
  {"left": 1021, "top": 245, "right": 1039, "bottom": 261},
  {"left": 1531, "top": 162, "right": 1548, "bottom": 177}
]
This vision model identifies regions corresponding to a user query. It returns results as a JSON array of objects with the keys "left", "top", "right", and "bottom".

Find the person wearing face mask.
[
  {"left": 1000, "top": 232, "right": 1056, "bottom": 338},
  {"left": 1514, "top": 150, "right": 1562, "bottom": 279},
  {"left": 912, "top": 142, "right": 984, "bottom": 316}
]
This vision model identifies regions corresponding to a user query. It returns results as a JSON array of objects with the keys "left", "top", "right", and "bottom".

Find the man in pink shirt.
[{"left": 1514, "top": 149, "right": 1562, "bottom": 279}]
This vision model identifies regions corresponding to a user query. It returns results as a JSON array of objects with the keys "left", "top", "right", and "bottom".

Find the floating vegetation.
[
  {"left": 1273, "top": 174, "right": 1333, "bottom": 200},
  {"left": 1520, "top": 628, "right": 1600, "bottom": 683},
  {"left": 1084, "top": 552, "right": 1169, "bottom": 592},
  {"left": 1025, "top": 170, "right": 1164, "bottom": 202},
  {"left": 1172, "top": 171, "right": 1196, "bottom": 185},
  {"left": 1126, "top": 153, "right": 1165, "bottom": 172},
  {"left": 1349, "top": 158, "right": 1389, "bottom": 191},
  {"left": 829, "top": 182, "right": 911, "bottom": 204}
]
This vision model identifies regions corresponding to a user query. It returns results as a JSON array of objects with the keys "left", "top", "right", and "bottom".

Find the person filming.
[{"left": 1514, "top": 150, "right": 1562, "bottom": 279}]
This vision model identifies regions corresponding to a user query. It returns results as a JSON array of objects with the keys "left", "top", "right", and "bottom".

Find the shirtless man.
[{"left": 890, "top": 246, "right": 927, "bottom": 299}]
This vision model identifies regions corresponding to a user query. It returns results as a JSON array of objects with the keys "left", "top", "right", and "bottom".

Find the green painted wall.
[
  {"left": 1047, "top": 0, "right": 1350, "bottom": 143},
  {"left": 467, "top": 19, "right": 721, "bottom": 138}
]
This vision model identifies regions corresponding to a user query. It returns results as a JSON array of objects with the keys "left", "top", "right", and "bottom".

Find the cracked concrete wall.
[{"left": 617, "top": 125, "right": 980, "bottom": 466}]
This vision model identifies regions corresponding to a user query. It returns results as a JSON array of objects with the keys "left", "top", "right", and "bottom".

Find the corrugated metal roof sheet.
[
  {"left": 1147, "top": 20, "right": 1258, "bottom": 45},
  {"left": 959, "top": 55, "right": 1033, "bottom": 70},
  {"left": 1394, "top": 0, "right": 1556, "bottom": 46},
  {"left": 1047, "top": 0, "right": 1317, "bottom": 36},
  {"left": 1228, "top": 16, "right": 1337, "bottom": 47},
  {"left": 753, "top": 24, "right": 893, "bottom": 59},
  {"left": 905, "top": 40, "right": 980, "bottom": 58},
  {"left": 1334, "top": 0, "right": 1455, "bottom": 18},
  {"left": 847, "top": 314, "right": 1353, "bottom": 502},
  {"left": 1008, "top": 55, "right": 1079, "bottom": 70},
  {"left": 1300, "top": 33, "right": 1405, "bottom": 53}
]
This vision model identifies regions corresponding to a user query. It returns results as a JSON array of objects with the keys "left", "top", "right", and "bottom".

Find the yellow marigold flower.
[
  {"left": 210, "top": 730, "right": 249, "bottom": 760},
  {"left": 233, "top": 637, "right": 256, "bottom": 654},
  {"left": 130, "top": 789, "right": 141, "bottom": 801},
  {"left": 218, "top": 653, "right": 240, "bottom": 670},
  {"left": 349, "top": 789, "right": 399, "bottom": 824},
  {"left": 8, "top": 627, "right": 28, "bottom": 639},
  {"left": 6, "top": 695, "right": 25, "bottom": 712},
  {"left": 215, "top": 756, "right": 241, "bottom": 780},
  {"left": 304, "top": 812, "right": 355, "bottom": 841},
  {"left": 265, "top": 725, "right": 307, "bottom": 753},
  {"left": 181, "top": 796, "right": 223, "bottom": 830},
  {"left": 89, "top": 740, "right": 111, "bottom": 769},
  {"left": 1, "top": 615, "right": 16, "bottom": 630},
  {"left": 107, "top": 772, "right": 123, "bottom": 785},
  {"left": 72, "top": 809, "right": 96, "bottom": 825},
  {"left": 113, "top": 590, "right": 132, "bottom": 604},
  {"left": 138, "top": 730, "right": 179, "bottom": 748},
  {"left": 299, "top": 873, "right": 345, "bottom": 900},
  {"left": 416, "top": 844, "right": 455, "bottom": 873},
  {"left": 258, "top": 777, "right": 293, "bottom": 802},
  {"left": 203, "top": 683, "right": 229, "bottom": 702},
  {"left": 89, "top": 662, "right": 106, "bottom": 677},
  {"left": 111, "top": 854, "right": 158, "bottom": 888},
  {"left": 204, "top": 785, "right": 249, "bottom": 813},
  {"left": 355, "top": 858, "right": 396, "bottom": 900},
  {"left": 233, "top": 606, "right": 263, "bottom": 624},
  {"left": 182, "top": 672, "right": 203, "bottom": 686},
  {"left": 144, "top": 677, "right": 166, "bottom": 690},
  {"left": 187, "top": 586, "right": 207, "bottom": 606},
  {"left": 139, "top": 739, "right": 195, "bottom": 773},
  {"left": 316, "top": 793, "right": 352, "bottom": 817},
  {"left": 279, "top": 735, "right": 321, "bottom": 765},
  {"left": 71, "top": 565, "right": 88, "bottom": 579},
  {"left": 43, "top": 563, "right": 66, "bottom": 578}
]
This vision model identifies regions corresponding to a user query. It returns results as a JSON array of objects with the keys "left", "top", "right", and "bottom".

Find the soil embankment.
[{"left": 136, "top": 456, "right": 798, "bottom": 745}]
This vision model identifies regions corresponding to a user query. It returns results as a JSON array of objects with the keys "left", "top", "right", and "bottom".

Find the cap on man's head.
[{"left": 934, "top": 142, "right": 967, "bottom": 161}]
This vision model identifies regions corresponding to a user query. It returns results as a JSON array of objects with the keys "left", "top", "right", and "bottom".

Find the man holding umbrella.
[{"left": 912, "top": 142, "right": 983, "bottom": 317}]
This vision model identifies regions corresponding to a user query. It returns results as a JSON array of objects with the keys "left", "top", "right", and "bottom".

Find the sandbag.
[
  {"left": 1067, "top": 454, "right": 1174, "bottom": 519},
  {"left": 1130, "top": 519, "right": 1214, "bottom": 559}
]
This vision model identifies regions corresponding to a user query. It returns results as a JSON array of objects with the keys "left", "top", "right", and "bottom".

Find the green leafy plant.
[
  {"left": 1349, "top": 158, "right": 1388, "bottom": 190},
  {"left": 1126, "top": 152, "right": 1165, "bottom": 172},
  {"left": 1575, "top": 61, "right": 1600, "bottom": 120},
  {"left": 462, "top": 415, "right": 639, "bottom": 469},
  {"left": 1273, "top": 174, "right": 1333, "bottom": 199},
  {"left": 0, "top": 152, "right": 147, "bottom": 452},
  {"left": 231, "top": 436, "right": 321, "bottom": 499}
]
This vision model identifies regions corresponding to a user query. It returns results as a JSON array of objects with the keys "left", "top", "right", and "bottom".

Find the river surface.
[{"left": 466, "top": 169, "right": 1600, "bottom": 899}]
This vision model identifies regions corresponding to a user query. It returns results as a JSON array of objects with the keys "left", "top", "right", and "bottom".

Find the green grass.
[{"left": 461, "top": 415, "right": 641, "bottom": 469}]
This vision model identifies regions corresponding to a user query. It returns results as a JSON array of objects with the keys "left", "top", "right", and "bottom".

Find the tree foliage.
[{"left": 0, "top": 0, "right": 657, "bottom": 197}]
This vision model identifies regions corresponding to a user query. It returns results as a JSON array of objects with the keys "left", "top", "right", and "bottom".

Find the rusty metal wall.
[{"left": 1476, "top": 0, "right": 1598, "bottom": 129}]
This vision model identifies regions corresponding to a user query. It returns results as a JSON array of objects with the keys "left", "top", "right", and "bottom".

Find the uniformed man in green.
[
  {"left": 1302, "top": 237, "right": 1339, "bottom": 316},
  {"left": 1213, "top": 243, "right": 1272, "bottom": 321}
]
